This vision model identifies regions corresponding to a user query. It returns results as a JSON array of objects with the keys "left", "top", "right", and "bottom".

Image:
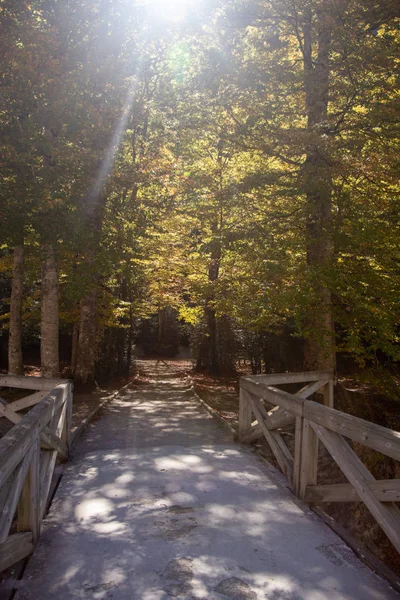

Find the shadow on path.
[{"left": 15, "top": 362, "right": 398, "bottom": 600}]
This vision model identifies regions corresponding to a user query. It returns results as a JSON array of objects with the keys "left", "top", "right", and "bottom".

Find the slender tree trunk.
[
  {"left": 8, "top": 245, "right": 24, "bottom": 375},
  {"left": 74, "top": 185, "right": 106, "bottom": 385},
  {"left": 196, "top": 233, "right": 221, "bottom": 374},
  {"left": 75, "top": 287, "right": 98, "bottom": 385},
  {"left": 302, "top": 8, "right": 335, "bottom": 372},
  {"left": 196, "top": 144, "right": 226, "bottom": 375},
  {"left": 41, "top": 244, "right": 59, "bottom": 378},
  {"left": 70, "top": 321, "right": 79, "bottom": 375},
  {"left": 126, "top": 308, "right": 134, "bottom": 374}
]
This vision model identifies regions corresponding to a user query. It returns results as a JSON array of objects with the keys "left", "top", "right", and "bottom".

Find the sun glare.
[{"left": 147, "top": 0, "right": 190, "bottom": 22}]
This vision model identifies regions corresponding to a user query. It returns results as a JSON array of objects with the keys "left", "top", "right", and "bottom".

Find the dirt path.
[{"left": 15, "top": 361, "right": 398, "bottom": 600}]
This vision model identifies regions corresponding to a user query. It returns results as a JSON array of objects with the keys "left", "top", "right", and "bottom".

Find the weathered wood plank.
[
  {"left": 0, "top": 375, "right": 64, "bottom": 391},
  {"left": 253, "top": 399, "right": 294, "bottom": 474},
  {"left": 0, "top": 385, "right": 66, "bottom": 489},
  {"left": 297, "top": 378, "right": 331, "bottom": 400},
  {"left": 267, "top": 380, "right": 330, "bottom": 431},
  {"left": 241, "top": 378, "right": 304, "bottom": 417},
  {"left": 62, "top": 386, "right": 73, "bottom": 455},
  {"left": 240, "top": 423, "right": 263, "bottom": 443},
  {"left": 239, "top": 379, "right": 331, "bottom": 442},
  {"left": 239, "top": 388, "right": 253, "bottom": 442},
  {"left": 245, "top": 371, "right": 333, "bottom": 386},
  {"left": 8, "top": 391, "right": 48, "bottom": 412},
  {"left": 268, "top": 407, "right": 295, "bottom": 431},
  {"left": 39, "top": 398, "right": 67, "bottom": 520},
  {"left": 311, "top": 422, "right": 400, "bottom": 554},
  {"left": 40, "top": 430, "right": 68, "bottom": 459},
  {"left": 299, "top": 419, "right": 318, "bottom": 499},
  {"left": 17, "top": 441, "right": 40, "bottom": 543},
  {"left": 0, "top": 379, "right": 73, "bottom": 573},
  {"left": 1, "top": 394, "right": 68, "bottom": 459},
  {"left": 293, "top": 417, "right": 303, "bottom": 495},
  {"left": 246, "top": 394, "right": 294, "bottom": 481},
  {"left": 305, "top": 401, "right": 400, "bottom": 462},
  {"left": 322, "top": 380, "right": 334, "bottom": 408},
  {"left": 304, "top": 479, "right": 400, "bottom": 503},
  {"left": 0, "top": 400, "right": 21, "bottom": 424},
  {"left": 0, "top": 450, "right": 33, "bottom": 543},
  {"left": 0, "top": 532, "right": 33, "bottom": 572},
  {"left": 39, "top": 450, "right": 58, "bottom": 520}
]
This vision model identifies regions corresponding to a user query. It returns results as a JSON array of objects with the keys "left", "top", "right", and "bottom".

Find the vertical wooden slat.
[
  {"left": 312, "top": 422, "right": 400, "bottom": 554},
  {"left": 299, "top": 418, "right": 318, "bottom": 499},
  {"left": 239, "top": 388, "right": 253, "bottom": 442},
  {"left": 293, "top": 417, "right": 303, "bottom": 495},
  {"left": 322, "top": 380, "right": 334, "bottom": 408},
  {"left": 61, "top": 384, "right": 73, "bottom": 456},
  {"left": 246, "top": 394, "right": 294, "bottom": 482},
  {"left": 39, "top": 398, "right": 66, "bottom": 519},
  {"left": 17, "top": 439, "right": 40, "bottom": 543},
  {"left": 0, "top": 451, "right": 33, "bottom": 543}
]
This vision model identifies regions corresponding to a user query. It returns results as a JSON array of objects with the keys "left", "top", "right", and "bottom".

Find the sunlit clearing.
[{"left": 147, "top": 0, "right": 191, "bottom": 22}]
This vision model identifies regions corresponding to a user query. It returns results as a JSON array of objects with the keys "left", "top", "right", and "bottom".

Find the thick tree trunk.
[
  {"left": 196, "top": 304, "right": 218, "bottom": 374},
  {"left": 8, "top": 245, "right": 24, "bottom": 375},
  {"left": 302, "top": 8, "right": 335, "bottom": 372},
  {"left": 41, "top": 244, "right": 59, "bottom": 378},
  {"left": 75, "top": 288, "right": 98, "bottom": 385}
]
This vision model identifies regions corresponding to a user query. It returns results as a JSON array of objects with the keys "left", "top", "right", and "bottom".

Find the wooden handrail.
[
  {"left": 239, "top": 372, "right": 400, "bottom": 555},
  {"left": 0, "top": 375, "right": 66, "bottom": 391},
  {"left": 0, "top": 377, "right": 73, "bottom": 572}
]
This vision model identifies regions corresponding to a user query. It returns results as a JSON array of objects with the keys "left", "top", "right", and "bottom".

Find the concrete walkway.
[{"left": 16, "top": 363, "right": 398, "bottom": 600}]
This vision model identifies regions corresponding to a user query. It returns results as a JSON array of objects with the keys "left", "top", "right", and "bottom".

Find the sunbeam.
[{"left": 88, "top": 81, "right": 137, "bottom": 206}]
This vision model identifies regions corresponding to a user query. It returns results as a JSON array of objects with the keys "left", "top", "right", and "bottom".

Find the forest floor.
[{"left": 158, "top": 359, "right": 400, "bottom": 579}]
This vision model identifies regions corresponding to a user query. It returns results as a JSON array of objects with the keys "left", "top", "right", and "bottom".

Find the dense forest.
[{"left": 0, "top": 0, "right": 399, "bottom": 391}]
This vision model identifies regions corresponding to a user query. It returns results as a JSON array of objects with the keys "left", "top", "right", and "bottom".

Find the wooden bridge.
[{"left": 0, "top": 364, "right": 399, "bottom": 599}]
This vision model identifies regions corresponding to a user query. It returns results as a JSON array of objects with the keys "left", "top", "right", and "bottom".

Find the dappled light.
[
  {"left": 14, "top": 363, "right": 397, "bottom": 600},
  {"left": 1, "top": 0, "right": 400, "bottom": 593}
]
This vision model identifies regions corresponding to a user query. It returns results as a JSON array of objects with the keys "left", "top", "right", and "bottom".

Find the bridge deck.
[{"left": 15, "top": 363, "right": 398, "bottom": 600}]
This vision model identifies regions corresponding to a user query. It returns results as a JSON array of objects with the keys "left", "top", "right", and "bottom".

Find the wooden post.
[
  {"left": 322, "top": 380, "right": 334, "bottom": 408},
  {"left": 239, "top": 387, "right": 253, "bottom": 442},
  {"left": 17, "top": 440, "right": 40, "bottom": 543},
  {"left": 293, "top": 417, "right": 303, "bottom": 495},
  {"left": 61, "top": 384, "right": 73, "bottom": 457},
  {"left": 299, "top": 418, "right": 318, "bottom": 500}
]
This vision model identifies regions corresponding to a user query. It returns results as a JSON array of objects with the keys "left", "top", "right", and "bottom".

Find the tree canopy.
[{"left": 0, "top": 0, "right": 399, "bottom": 387}]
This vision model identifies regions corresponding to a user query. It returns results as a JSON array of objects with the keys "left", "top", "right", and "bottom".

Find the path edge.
[
  {"left": 186, "top": 375, "right": 238, "bottom": 439},
  {"left": 187, "top": 373, "right": 400, "bottom": 595},
  {"left": 71, "top": 379, "right": 133, "bottom": 447}
]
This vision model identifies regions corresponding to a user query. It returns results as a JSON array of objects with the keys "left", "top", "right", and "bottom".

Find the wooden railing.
[
  {"left": 239, "top": 371, "right": 400, "bottom": 555},
  {"left": 0, "top": 375, "right": 73, "bottom": 572}
]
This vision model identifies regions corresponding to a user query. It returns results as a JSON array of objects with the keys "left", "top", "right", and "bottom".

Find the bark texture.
[
  {"left": 196, "top": 226, "right": 222, "bottom": 374},
  {"left": 41, "top": 243, "right": 59, "bottom": 377},
  {"left": 75, "top": 287, "right": 98, "bottom": 385},
  {"left": 302, "top": 8, "right": 335, "bottom": 372},
  {"left": 70, "top": 321, "right": 79, "bottom": 375},
  {"left": 8, "top": 245, "right": 24, "bottom": 375}
]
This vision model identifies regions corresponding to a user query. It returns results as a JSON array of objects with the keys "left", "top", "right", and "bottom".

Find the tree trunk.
[
  {"left": 302, "top": 8, "right": 335, "bottom": 372},
  {"left": 70, "top": 321, "right": 79, "bottom": 375},
  {"left": 41, "top": 244, "right": 59, "bottom": 378},
  {"left": 126, "top": 310, "right": 134, "bottom": 374},
  {"left": 75, "top": 287, "right": 98, "bottom": 385},
  {"left": 196, "top": 234, "right": 221, "bottom": 374},
  {"left": 8, "top": 245, "right": 24, "bottom": 375}
]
